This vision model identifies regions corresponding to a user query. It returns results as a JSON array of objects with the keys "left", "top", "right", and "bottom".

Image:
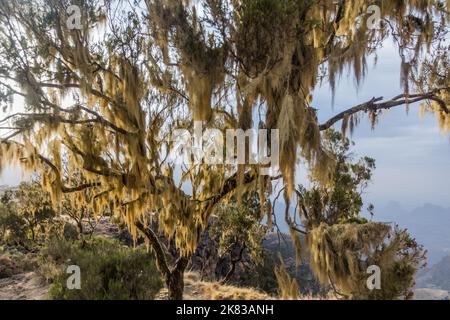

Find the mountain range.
[
  {"left": 372, "top": 202, "right": 450, "bottom": 265},
  {"left": 372, "top": 202, "right": 450, "bottom": 298}
]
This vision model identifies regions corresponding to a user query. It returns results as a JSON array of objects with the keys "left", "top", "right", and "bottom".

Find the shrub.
[
  {"left": 0, "top": 246, "right": 38, "bottom": 279},
  {"left": 0, "top": 208, "right": 28, "bottom": 246},
  {"left": 0, "top": 185, "right": 66, "bottom": 247},
  {"left": 40, "top": 237, "right": 163, "bottom": 300}
]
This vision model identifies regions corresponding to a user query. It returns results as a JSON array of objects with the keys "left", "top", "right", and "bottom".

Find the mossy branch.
[{"left": 319, "top": 88, "right": 450, "bottom": 131}]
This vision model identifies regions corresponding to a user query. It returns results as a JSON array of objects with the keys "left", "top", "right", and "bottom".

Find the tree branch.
[
  {"left": 135, "top": 220, "right": 171, "bottom": 277},
  {"left": 61, "top": 183, "right": 101, "bottom": 193},
  {"left": 319, "top": 89, "right": 450, "bottom": 131},
  {"left": 1, "top": 139, "right": 102, "bottom": 194}
]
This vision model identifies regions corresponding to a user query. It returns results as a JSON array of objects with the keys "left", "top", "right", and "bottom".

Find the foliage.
[
  {"left": 307, "top": 223, "right": 425, "bottom": 299},
  {"left": 0, "top": 180, "right": 103, "bottom": 247},
  {"left": 212, "top": 193, "right": 324, "bottom": 297},
  {"left": 0, "top": 0, "right": 447, "bottom": 258},
  {"left": 41, "top": 237, "right": 163, "bottom": 300},
  {"left": 0, "top": 196, "right": 27, "bottom": 246},
  {"left": 0, "top": 182, "right": 58, "bottom": 246},
  {"left": 211, "top": 193, "right": 268, "bottom": 268},
  {"left": 0, "top": 0, "right": 448, "bottom": 299},
  {"left": 0, "top": 246, "right": 38, "bottom": 279},
  {"left": 297, "top": 130, "right": 376, "bottom": 229},
  {"left": 253, "top": 235, "right": 324, "bottom": 296},
  {"left": 13, "top": 182, "right": 57, "bottom": 242},
  {"left": 235, "top": 251, "right": 280, "bottom": 295},
  {"left": 274, "top": 260, "right": 300, "bottom": 300},
  {"left": 291, "top": 131, "right": 426, "bottom": 299}
]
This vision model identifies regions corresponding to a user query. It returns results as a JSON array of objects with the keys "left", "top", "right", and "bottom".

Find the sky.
[
  {"left": 1, "top": 40, "right": 449, "bottom": 211},
  {"left": 311, "top": 41, "right": 450, "bottom": 211}
]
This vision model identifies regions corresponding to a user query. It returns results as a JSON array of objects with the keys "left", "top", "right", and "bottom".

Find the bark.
[
  {"left": 77, "top": 221, "right": 84, "bottom": 235},
  {"left": 319, "top": 89, "right": 449, "bottom": 131},
  {"left": 166, "top": 257, "right": 189, "bottom": 300},
  {"left": 135, "top": 221, "right": 190, "bottom": 300},
  {"left": 220, "top": 246, "right": 245, "bottom": 285}
]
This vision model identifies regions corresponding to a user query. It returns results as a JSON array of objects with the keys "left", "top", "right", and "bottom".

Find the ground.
[
  {"left": 413, "top": 288, "right": 450, "bottom": 300},
  {"left": 155, "top": 272, "right": 274, "bottom": 300},
  {"left": 0, "top": 271, "right": 48, "bottom": 300}
]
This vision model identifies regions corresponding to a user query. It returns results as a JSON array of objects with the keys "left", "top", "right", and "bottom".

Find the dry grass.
[
  {"left": 156, "top": 272, "right": 273, "bottom": 300},
  {"left": 156, "top": 272, "right": 335, "bottom": 300},
  {"left": 185, "top": 273, "right": 274, "bottom": 300}
]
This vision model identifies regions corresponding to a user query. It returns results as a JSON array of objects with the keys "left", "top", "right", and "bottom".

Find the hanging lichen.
[
  {"left": 0, "top": 0, "right": 448, "bottom": 264},
  {"left": 306, "top": 222, "right": 425, "bottom": 299}
]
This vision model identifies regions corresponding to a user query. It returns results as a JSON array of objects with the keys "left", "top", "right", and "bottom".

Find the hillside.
[
  {"left": 413, "top": 253, "right": 450, "bottom": 300},
  {"left": 416, "top": 255, "right": 450, "bottom": 291},
  {"left": 372, "top": 202, "right": 450, "bottom": 264},
  {"left": 413, "top": 289, "right": 449, "bottom": 300}
]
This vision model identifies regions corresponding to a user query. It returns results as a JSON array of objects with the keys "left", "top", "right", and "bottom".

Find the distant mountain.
[
  {"left": 380, "top": 201, "right": 408, "bottom": 218},
  {"left": 372, "top": 202, "right": 450, "bottom": 265},
  {"left": 416, "top": 255, "right": 450, "bottom": 291}
]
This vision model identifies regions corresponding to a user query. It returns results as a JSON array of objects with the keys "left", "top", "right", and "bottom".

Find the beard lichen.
[{"left": 0, "top": 0, "right": 448, "bottom": 260}]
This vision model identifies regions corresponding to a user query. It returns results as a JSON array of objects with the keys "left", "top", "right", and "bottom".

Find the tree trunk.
[
  {"left": 166, "top": 256, "right": 189, "bottom": 300},
  {"left": 166, "top": 268, "right": 185, "bottom": 300},
  {"left": 77, "top": 221, "right": 84, "bottom": 235},
  {"left": 135, "top": 221, "right": 190, "bottom": 300},
  {"left": 220, "top": 246, "right": 245, "bottom": 285},
  {"left": 220, "top": 260, "right": 237, "bottom": 284}
]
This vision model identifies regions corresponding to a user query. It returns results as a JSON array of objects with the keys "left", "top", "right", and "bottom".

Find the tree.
[
  {"left": 0, "top": 182, "right": 56, "bottom": 246},
  {"left": 0, "top": 190, "right": 27, "bottom": 246},
  {"left": 13, "top": 181, "right": 56, "bottom": 242},
  {"left": 289, "top": 131, "right": 426, "bottom": 299},
  {"left": 293, "top": 130, "right": 376, "bottom": 232},
  {"left": 210, "top": 193, "right": 267, "bottom": 284},
  {"left": 59, "top": 173, "right": 108, "bottom": 238},
  {"left": 0, "top": 0, "right": 448, "bottom": 299}
]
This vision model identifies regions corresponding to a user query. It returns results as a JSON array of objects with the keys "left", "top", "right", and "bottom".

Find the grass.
[{"left": 156, "top": 272, "right": 335, "bottom": 300}]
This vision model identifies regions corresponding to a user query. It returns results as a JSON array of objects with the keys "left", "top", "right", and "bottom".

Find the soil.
[{"left": 0, "top": 271, "right": 49, "bottom": 300}]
